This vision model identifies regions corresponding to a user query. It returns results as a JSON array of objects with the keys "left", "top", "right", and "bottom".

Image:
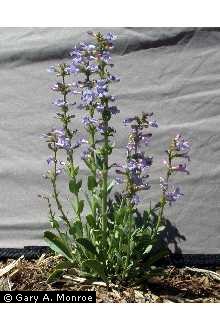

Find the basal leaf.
[
  {"left": 44, "top": 231, "right": 73, "bottom": 262},
  {"left": 76, "top": 238, "right": 98, "bottom": 256},
  {"left": 82, "top": 259, "right": 106, "bottom": 281}
]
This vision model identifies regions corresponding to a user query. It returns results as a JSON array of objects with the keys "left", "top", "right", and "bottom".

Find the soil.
[{"left": 0, "top": 255, "right": 219, "bottom": 303}]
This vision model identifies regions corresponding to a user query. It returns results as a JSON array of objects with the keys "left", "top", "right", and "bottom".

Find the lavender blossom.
[
  {"left": 81, "top": 89, "right": 97, "bottom": 105},
  {"left": 131, "top": 194, "right": 140, "bottom": 205},
  {"left": 47, "top": 156, "right": 54, "bottom": 166},
  {"left": 72, "top": 137, "right": 88, "bottom": 149},
  {"left": 164, "top": 186, "right": 184, "bottom": 206},
  {"left": 47, "top": 65, "right": 57, "bottom": 73},
  {"left": 105, "top": 32, "right": 117, "bottom": 42},
  {"left": 123, "top": 117, "right": 136, "bottom": 126},
  {"left": 100, "top": 51, "right": 111, "bottom": 64},
  {"left": 81, "top": 148, "right": 92, "bottom": 161},
  {"left": 109, "top": 106, "right": 120, "bottom": 115},
  {"left": 149, "top": 120, "right": 158, "bottom": 128},
  {"left": 174, "top": 134, "right": 190, "bottom": 153},
  {"left": 115, "top": 177, "right": 124, "bottom": 184},
  {"left": 171, "top": 163, "right": 190, "bottom": 175},
  {"left": 56, "top": 135, "right": 71, "bottom": 150},
  {"left": 82, "top": 116, "right": 98, "bottom": 127},
  {"left": 53, "top": 99, "right": 66, "bottom": 107},
  {"left": 163, "top": 160, "right": 190, "bottom": 175}
]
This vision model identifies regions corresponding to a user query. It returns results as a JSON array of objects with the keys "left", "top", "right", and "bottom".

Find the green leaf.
[
  {"left": 145, "top": 249, "right": 168, "bottom": 267},
  {"left": 69, "top": 179, "right": 77, "bottom": 193},
  {"left": 77, "top": 200, "right": 84, "bottom": 214},
  {"left": 49, "top": 218, "right": 60, "bottom": 230},
  {"left": 157, "top": 225, "right": 166, "bottom": 232},
  {"left": 69, "top": 179, "right": 82, "bottom": 194},
  {"left": 88, "top": 176, "right": 97, "bottom": 191},
  {"left": 44, "top": 231, "right": 73, "bottom": 262},
  {"left": 47, "top": 269, "right": 64, "bottom": 283},
  {"left": 86, "top": 214, "right": 96, "bottom": 228},
  {"left": 91, "top": 229, "right": 102, "bottom": 240},
  {"left": 69, "top": 220, "right": 83, "bottom": 238},
  {"left": 95, "top": 155, "right": 103, "bottom": 170},
  {"left": 143, "top": 244, "right": 153, "bottom": 255},
  {"left": 54, "top": 260, "right": 74, "bottom": 270},
  {"left": 82, "top": 259, "right": 106, "bottom": 281},
  {"left": 76, "top": 238, "right": 98, "bottom": 256},
  {"left": 107, "top": 180, "right": 115, "bottom": 194}
]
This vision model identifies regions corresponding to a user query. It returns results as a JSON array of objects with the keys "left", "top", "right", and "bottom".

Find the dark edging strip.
[{"left": 0, "top": 246, "right": 220, "bottom": 268}]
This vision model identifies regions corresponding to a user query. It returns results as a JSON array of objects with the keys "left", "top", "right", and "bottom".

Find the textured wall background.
[{"left": 0, "top": 27, "right": 219, "bottom": 253}]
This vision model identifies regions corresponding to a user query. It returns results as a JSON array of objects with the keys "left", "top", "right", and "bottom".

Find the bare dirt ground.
[{"left": 0, "top": 255, "right": 219, "bottom": 303}]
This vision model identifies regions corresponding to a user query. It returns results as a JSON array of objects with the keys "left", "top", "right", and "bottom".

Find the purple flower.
[
  {"left": 171, "top": 163, "right": 190, "bottom": 175},
  {"left": 53, "top": 99, "right": 66, "bottom": 107},
  {"left": 87, "top": 63, "right": 98, "bottom": 73},
  {"left": 81, "top": 148, "right": 91, "bottom": 161},
  {"left": 109, "top": 75, "right": 120, "bottom": 82},
  {"left": 69, "top": 64, "right": 80, "bottom": 74},
  {"left": 131, "top": 194, "right": 140, "bottom": 205},
  {"left": 72, "top": 137, "right": 88, "bottom": 149},
  {"left": 115, "top": 177, "right": 124, "bottom": 184},
  {"left": 149, "top": 120, "right": 158, "bottom": 128},
  {"left": 105, "top": 32, "right": 117, "bottom": 42},
  {"left": 96, "top": 104, "right": 105, "bottom": 112},
  {"left": 100, "top": 51, "right": 111, "bottom": 64},
  {"left": 47, "top": 156, "right": 54, "bottom": 166},
  {"left": 82, "top": 116, "right": 98, "bottom": 127},
  {"left": 52, "top": 129, "right": 65, "bottom": 136},
  {"left": 174, "top": 134, "right": 190, "bottom": 153},
  {"left": 47, "top": 65, "right": 56, "bottom": 73},
  {"left": 123, "top": 117, "right": 136, "bottom": 126},
  {"left": 109, "top": 106, "right": 120, "bottom": 115},
  {"left": 84, "top": 43, "right": 96, "bottom": 51},
  {"left": 138, "top": 155, "right": 153, "bottom": 169},
  {"left": 56, "top": 135, "right": 71, "bottom": 150},
  {"left": 96, "top": 79, "right": 108, "bottom": 97},
  {"left": 126, "top": 156, "right": 152, "bottom": 172},
  {"left": 56, "top": 168, "right": 62, "bottom": 176},
  {"left": 126, "top": 141, "right": 136, "bottom": 152},
  {"left": 81, "top": 89, "right": 97, "bottom": 105},
  {"left": 140, "top": 133, "right": 152, "bottom": 146},
  {"left": 109, "top": 95, "right": 116, "bottom": 102},
  {"left": 165, "top": 187, "right": 184, "bottom": 205},
  {"left": 51, "top": 83, "right": 60, "bottom": 91}
]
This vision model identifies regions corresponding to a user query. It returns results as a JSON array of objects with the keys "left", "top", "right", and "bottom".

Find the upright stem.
[
  {"left": 61, "top": 73, "right": 74, "bottom": 168},
  {"left": 156, "top": 151, "right": 172, "bottom": 232},
  {"left": 51, "top": 146, "right": 70, "bottom": 227},
  {"left": 125, "top": 203, "right": 133, "bottom": 274},
  {"left": 102, "top": 121, "right": 108, "bottom": 242}
]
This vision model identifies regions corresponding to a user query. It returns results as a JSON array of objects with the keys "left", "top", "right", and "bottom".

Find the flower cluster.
[
  {"left": 116, "top": 112, "right": 158, "bottom": 205},
  {"left": 68, "top": 31, "right": 120, "bottom": 169},
  {"left": 160, "top": 134, "right": 190, "bottom": 205}
]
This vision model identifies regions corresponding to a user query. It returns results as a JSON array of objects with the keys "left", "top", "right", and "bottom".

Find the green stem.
[
  {"left": 102, "top": 123, "right": 108, "bottom": 243},
  {"left": 124, "top": 203, "right": 133, "bottom": 277},
  {"left": 61, "top": 73, "right": 74, "bottom": 167},
  {"left": 156, "top": 151, "right": 172, "bottom": 233},
  {"left": 51, "top": 146, "right": 70, "bottom": 227}
]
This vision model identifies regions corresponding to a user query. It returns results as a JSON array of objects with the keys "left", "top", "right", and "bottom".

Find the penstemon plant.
[{"left": 41, "top": 31, "right": 191, "bottom": 284}]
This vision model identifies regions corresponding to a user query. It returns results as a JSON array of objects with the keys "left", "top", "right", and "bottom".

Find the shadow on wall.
[
  {"left": 160, "top": 218, "right": 186, "bottom": 254},
  {"left": 133, "top": 206, "right": 186, "bottom": 255}
]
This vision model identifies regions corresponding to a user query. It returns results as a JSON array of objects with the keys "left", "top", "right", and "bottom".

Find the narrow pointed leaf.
[
  {"left": 76, "top": 238, "right": 98, "bottom": 256},
  {"left": 44, "top": 231, "right": 73, "bottom": 262}
]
